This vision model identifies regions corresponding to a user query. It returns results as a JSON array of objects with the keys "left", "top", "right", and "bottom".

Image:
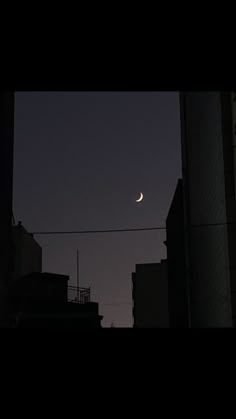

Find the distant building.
[
  {"left": 132, "top": 261, "right": 169, "bottom": 328},
  {"left": 8, "top": 222, "right": 102, "bottom": 327},
  {"left": 11, "top": 222, "right": 42, "bottom": 281},
  {"left": 166, "top": 179, "right": 189, "bottom": 328},
  {"left": 9, "top": 272, "right": 103, "bottom": 328},
  {"left": 180, "top": 91, "right": 236, "bottom": 327},
  {"left": 0, "top": 92, "right": 15, "bottom": 324}
]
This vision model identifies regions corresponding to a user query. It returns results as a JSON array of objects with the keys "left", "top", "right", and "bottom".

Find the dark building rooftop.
[
  {"left": 11, "top": 222, "right": 42, "bottom": 281},
  {"left": 9, "top": 272, "right": 103, "bottom": 328}
]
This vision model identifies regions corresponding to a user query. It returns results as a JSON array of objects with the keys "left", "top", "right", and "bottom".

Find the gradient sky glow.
[{"left": 13, "top": 92, "right": 182, "bottom": 327}]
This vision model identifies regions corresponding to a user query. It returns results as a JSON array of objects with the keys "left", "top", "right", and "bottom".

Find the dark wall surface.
[
  {"left": 180, "top": 92, "right": 234, "bottom": 327},
  {"left": 0, "top": 92, "right": 14, "bottom": 324}
]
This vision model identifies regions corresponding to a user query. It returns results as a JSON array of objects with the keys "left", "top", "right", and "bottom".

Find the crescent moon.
[{"left": 136, "top": 192, "right": 144, "bottom": 203}]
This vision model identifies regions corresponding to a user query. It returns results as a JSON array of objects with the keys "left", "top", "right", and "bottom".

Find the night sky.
[{"left": 13, "top": 92, "right": 181, "bottom": 327}]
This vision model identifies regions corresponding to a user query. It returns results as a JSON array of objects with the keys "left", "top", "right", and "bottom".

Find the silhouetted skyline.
[{"left": 13, "top": 92, "right": 182, "bottom": 327}]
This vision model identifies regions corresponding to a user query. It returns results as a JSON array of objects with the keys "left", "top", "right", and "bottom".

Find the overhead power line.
[
  {"left": 30, "top": 227, "right": 166, "bottom": 235},
  {"left": 29, "top": 221, "right": 236, "bottom": 236},
  {"left": 101, "top": 302, "right": 132, "bottom": 306}
]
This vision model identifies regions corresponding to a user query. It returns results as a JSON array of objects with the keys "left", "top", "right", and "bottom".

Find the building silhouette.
[
  {"left": 9, "top": 272, "right": 103, "bottom": 328},
  {"left": 8, "top": 226, "right": 103, "bottom": 327},
  {"left": 12, "top": 221, "right": 42, "bottom": 280},
  {"left": 180, "top": 91, "right": 236, "bottom": 327},
  {"left": 0, "top": 92, "right": 14, "bottom": 325},
  {"left": 8, "top": 221, "right": 102, "bottom": 327},
  {"left": 132, "top": 261, "right": 169, "bottom": 328},
  {"left": 166, "top": 179, "right": 189, "bottom": 328}
]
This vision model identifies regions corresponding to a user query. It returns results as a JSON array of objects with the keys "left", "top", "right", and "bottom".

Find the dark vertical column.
[
  {"left": 77, "top": 249, "right": 79, "bottom": 300},
  {"left": 179, "top": 92, "right": 233, "bottom": 327},
  {"left": 179, "top": 91, "right": 192, "bottom": 328},
  {"left": 166, "top": 179, "right": 188, "bottom": 328},
  {"left": 221, "top": 92, "right": 236, "bottom": 326},
  {"left": 0, "top": 92, "right": 15, "bottom": 326}
]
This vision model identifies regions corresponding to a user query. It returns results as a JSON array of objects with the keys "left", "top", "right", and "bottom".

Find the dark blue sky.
[{"left": 13, "top": 92, "right": 181, "bottom": 327}]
